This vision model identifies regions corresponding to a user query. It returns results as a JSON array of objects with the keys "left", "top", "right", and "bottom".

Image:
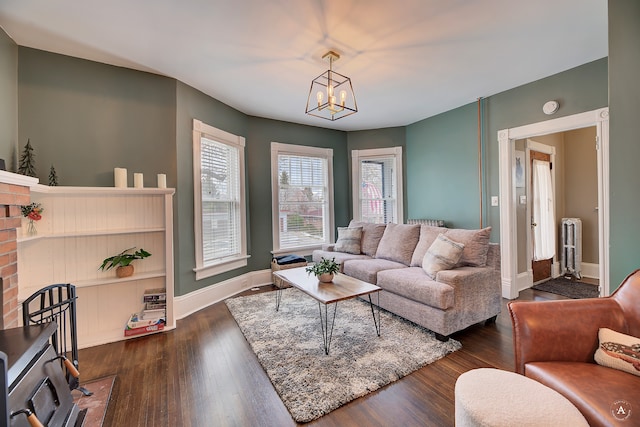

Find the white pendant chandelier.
[{"left": 305, "top": 51, "right": 358, "bottom": 121}]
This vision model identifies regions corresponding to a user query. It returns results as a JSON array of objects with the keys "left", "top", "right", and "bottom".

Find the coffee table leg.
[
  {"left": 275, "top": 287, "right": 283, "bottom": 311},
  {"left": 318, "top": 302, "right": 338, "bottom": 355},
  {"left": 368, "top": 292, "right": 381, "bottom": 336}
]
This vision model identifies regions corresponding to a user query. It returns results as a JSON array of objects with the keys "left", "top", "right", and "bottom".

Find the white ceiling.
[{"left": 0, "top": 0, "right": 608, "bottom": 131}]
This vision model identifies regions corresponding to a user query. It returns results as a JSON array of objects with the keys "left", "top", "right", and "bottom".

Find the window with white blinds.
[
  {"left": 352, "top": 147, "right": 403, "bottom": 224},
  {"left": 271, "top": 142, "right": 334, "bottom": 254},
  {"left": 193, "top": 119, "right": 247, "bottom": 279}
]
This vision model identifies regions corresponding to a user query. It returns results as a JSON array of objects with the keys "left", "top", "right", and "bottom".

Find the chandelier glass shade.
[{"left": 305, "top": 51, "right": 358, "bottom": 121}]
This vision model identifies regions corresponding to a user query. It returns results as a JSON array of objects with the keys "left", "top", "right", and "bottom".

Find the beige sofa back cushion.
[
  {"left": 410, "top": 224, "right": 450, "bottom": 267},
  {"left": 349, "top": 220, "right": 387, "bottom": 256},
  {"left": 444, "top": 226, "right": 492, "bottom": 267},
  {"left": 375, "top": 223, "right": 420, "bottom": 266}
]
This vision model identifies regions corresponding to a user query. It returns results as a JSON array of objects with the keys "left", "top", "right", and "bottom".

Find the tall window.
[
  {"left": 271, "top": 142, "right": 334, "bottom": 255},
  {"left": 352, "top": 147, "right": 403, "bottom": 224},
  {"left": 193, "top": 119, "right": 247, "bottom": 279}
]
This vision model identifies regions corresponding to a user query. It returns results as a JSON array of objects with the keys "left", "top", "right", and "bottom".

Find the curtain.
[{"left": 532, "top": 159, "right": 555, "bottom": 260}]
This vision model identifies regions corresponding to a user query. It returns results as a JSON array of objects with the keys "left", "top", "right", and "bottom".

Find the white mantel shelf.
[{"left": 0, "top": 170, "right": 39, "bottom": 187}]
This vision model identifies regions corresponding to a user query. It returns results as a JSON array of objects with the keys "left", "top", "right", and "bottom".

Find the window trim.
[
  {"left": 271, "top": 142, "right": 334, "bottom": 256},
  {"left": 192, "top": 119, "right": 248, "bottom": 280},
  {"left": 351, "top": 146, "right": 404, "bottom": 224}
]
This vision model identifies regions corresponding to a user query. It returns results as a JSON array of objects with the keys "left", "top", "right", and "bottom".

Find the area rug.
[
  {"left": 225, "top": 288, "right": 461, "bottom": 423},
  {"left": 73, "top": 375, "right": 115, "bottom": 427},
  {"left": 532, "top": 277, "right": 599, "bottom": 299}
]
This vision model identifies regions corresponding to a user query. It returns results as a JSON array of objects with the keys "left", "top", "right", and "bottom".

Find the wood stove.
[{"left": 1, "top": 323, "right": 85, "bottom": 426}]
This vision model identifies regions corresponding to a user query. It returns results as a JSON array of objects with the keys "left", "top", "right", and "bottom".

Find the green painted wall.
[
  {"left": 18, "top": 47, "right": 176, "bottom": 187},
  {"left": 175, "top": 85, "right": 349, "bottom": 296},
  {"left": 0, "top": 28, "right": 17, "bottom": 168},
  {"left": 406, "top": 58, "right": 608, "bottom": 235},
  {"left": 175, "top": 81, "right": 249, "bottom": 296},
  {"left": 608, "top": 0, "right": 640, "bottom": 289},
  {"left": 347, "top": 127, "right": 406, "bottom": 221},
  {"left": 246, "top": 117, "right": 349, "bottom": 270},
  {"left": 406, "top": 103, "right": 480, "bottom": 229}
]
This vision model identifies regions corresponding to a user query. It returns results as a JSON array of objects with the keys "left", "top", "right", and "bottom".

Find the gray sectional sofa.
[{"left": 312, "top": 221, "right": 502, "bottom": 341}]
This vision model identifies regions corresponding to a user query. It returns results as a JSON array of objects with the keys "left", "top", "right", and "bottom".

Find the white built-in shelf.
[
  {"left": 18, "top": 227, "right": 165, "bottom": 243},
  {"left": 17, "top": 185, "right": 175, "bottom": 349}
]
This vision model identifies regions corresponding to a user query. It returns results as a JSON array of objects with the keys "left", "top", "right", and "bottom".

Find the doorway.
[{"left": 497, "top": 108, "right": 609, "bottom": 299}]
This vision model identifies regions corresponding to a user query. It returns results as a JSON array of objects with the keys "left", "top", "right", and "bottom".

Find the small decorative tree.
[
  {"left": 18, "top": 139, "right": 37, "bottom": 177},
  {"left": 49, "top": 165, "right": 59, "bottom": 186}
]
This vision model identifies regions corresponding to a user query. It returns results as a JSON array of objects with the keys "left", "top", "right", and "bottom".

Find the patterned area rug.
[
  {"left": 225, "top": 288, "right": 461, "bottom": 423},
  {"left": 532, "top": 277, "right": 600, "bottom": 299},
  {"left": 73, "top": 375, "right": 115, "bottom": 427}
]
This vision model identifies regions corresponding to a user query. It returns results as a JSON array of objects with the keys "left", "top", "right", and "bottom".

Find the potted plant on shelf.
[
  {"left": 99, "top": 247, "right": 151, "bottom": 278},
  {"left": 306, "top": 257, "right": 339, "bottom": 283}
]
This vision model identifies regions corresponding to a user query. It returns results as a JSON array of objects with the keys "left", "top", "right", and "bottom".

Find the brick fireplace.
[{"left": 0, "top": 171, "right": 38, "bottom": 329}]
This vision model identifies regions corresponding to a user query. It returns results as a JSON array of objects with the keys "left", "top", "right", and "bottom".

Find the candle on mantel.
[
  {"left": 157, "top": 174, "right": 167, "bottom": 189},
  {"left": 114, "top": 168, "right": 127, "bottom": 188},
  {"left": 134, "top": 173, "right": 144, "bottom": 188}
]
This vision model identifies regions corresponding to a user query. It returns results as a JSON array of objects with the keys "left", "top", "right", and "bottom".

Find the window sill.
[
  {"left": 194, "top": 255, "right": 250, "bottom": 280},
  {"left": 271, "top": 245, "right": 324, "bottom": 258}
]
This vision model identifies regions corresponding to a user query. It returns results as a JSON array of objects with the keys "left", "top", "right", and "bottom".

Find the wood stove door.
[{"left": 9, "top": 345, "right": 80, "bottom": 427}]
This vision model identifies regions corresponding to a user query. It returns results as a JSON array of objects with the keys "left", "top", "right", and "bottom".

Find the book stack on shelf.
[{"left": 124, "top": 288, "right": 167, "bottom": 337}]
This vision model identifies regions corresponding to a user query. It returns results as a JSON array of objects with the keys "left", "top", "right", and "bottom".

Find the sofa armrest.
[
  {"left": 508, "top": 298, "right": 626, "bottom": 374},
  {"left": 321, "top": 244, "right": 335, "bottom": 251}
]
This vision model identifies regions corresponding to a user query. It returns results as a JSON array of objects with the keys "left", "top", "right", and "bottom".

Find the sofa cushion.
[
  {"left": 349, "top": 220, "right": 386, "bottom": 256},
  {"left": 422, "top": 234, "right": 465, "bottom": 279},
  {"left": 594, "top": 328, "right": 640, "bottom": 377},
  {"left": 445, "top": 227, "right": 491, "bottom": 267},
  {"left": 343, "top": 258, "right": 407, "bottom": 285},
  {"left": 526, "top": 361, "right": 640, "bottom": 427},
  {"left": 334, "top": 226, "right": 362, "bottom": 254},
  {"left": 410, "top": 224, "right": 449, "bottom": 267},
  {"left": 375, "top": 223, "right": 420, "bottom": 266},
  {"left": 377, "top": 267, "right": 455, "bottom": 310}
]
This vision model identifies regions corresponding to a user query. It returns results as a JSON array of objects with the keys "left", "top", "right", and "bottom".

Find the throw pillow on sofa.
[
  {"left": 410, "top": 224, "right": 449, "bottom": 267},
  {"left": 349, "top": 220, "right": 386, "bottom": 256},
  {"left": 335, "top": 226, "right": 363, "bottom": 255},
  {"left": 594, "top": 327, "right": 640, "bottom": 377},
  {"left": 375, "top": 223, "right": 420, "bottom": 265},
  {"left": 445, "top": 227, "right": 491, "bottom": 267},
  {"left": 422, "top": 234, "right": 465, "bottom": 279}
]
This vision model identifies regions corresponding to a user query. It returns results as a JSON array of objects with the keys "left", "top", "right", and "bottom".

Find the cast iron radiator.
[{"left": 560, "top": 217, "right": 582, "bottom": 279}]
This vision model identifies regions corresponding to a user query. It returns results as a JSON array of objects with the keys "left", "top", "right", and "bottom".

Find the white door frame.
[{"left": 498, "top": 108, "right": 609, "bottom": 299}]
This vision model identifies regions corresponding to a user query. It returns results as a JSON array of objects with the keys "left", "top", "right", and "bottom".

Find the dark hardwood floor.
[{"left": 78, "top": 287, "right": 565, "bottom": 427}]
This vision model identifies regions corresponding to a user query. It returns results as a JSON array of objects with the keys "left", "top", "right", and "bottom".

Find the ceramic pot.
[
  {"left": 318, "top": 273, "right": 334, "bottom": 283},
  {"left": 116, "top": 265, "right": 134, "bottom": 278}
]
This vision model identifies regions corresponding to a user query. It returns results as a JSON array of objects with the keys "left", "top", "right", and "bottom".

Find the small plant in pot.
[
  {"left": 306, "top": 257, "right": 339, "bottom": 283},
  {"left": 99, "top": 247, "right": 151, "bottom": 278}
]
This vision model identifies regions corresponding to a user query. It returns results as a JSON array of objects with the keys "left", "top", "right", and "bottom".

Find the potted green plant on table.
[
  {"left": 99, "top": 247, "right": 151, "bottom": 278},
  {"left": 306, "top": 257, "right": 339, "bottom": 283}
]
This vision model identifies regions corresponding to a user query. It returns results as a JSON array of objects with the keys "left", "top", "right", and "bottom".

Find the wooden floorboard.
[{"left": 78, "top": 286, "right": 563, "bottom": 427}]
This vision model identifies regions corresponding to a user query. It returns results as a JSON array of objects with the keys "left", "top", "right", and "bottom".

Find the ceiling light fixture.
[{"left": 305, "top": 51, "right": 358, "bottom": 121}]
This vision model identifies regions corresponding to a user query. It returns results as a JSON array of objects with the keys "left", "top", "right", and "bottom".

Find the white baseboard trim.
[
  {"left": 516, "top": 271, "right": 533, "bottom": 292},
  {"left": 174, "top": 269, "right": 273, "bottom": 320},
  {"left": 581, "top": 262, "right": 599, "bottom": 279}
]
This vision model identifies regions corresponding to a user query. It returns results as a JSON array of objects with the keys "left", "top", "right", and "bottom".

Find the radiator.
[{"left": 561, "top": 218, "right": 582, "bottom": 279}]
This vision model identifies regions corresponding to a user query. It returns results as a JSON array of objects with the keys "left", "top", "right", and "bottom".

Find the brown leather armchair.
[{"left": 508, "top": 269, "right": 640, "bottom": 427}]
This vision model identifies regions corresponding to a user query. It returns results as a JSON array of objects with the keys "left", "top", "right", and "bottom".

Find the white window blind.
[
  {"left": 193, "top": 119, "right": 247, "bottom": 279},
  {"left": 271, "top": 143, "right": 334, "bottom": 254},
  {"left": 201, "top": 136, "right": 241, "bottom": 262},
  {"left": 352, "top": 147, "right": 403, "bottom": 224}
]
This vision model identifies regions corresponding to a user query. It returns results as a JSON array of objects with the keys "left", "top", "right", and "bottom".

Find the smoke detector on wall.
[{"left": 543, "top": 100, "right": 559, "bottom": 115}]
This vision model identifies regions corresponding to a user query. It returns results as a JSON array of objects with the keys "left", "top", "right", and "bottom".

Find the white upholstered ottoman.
[{"left": 454, "top": 368, "right": 588, "bottom": 426}]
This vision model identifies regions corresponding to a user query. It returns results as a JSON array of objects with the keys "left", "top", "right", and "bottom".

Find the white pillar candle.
[
  {"left": 157, "top": 173, "right": 167, "bottom": 189},
  {"left": 134, "top": 173, "right": 144, "bottom": 188},
  {"left": 114, "top": 168, "right": 127, "bottom": 188}
]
